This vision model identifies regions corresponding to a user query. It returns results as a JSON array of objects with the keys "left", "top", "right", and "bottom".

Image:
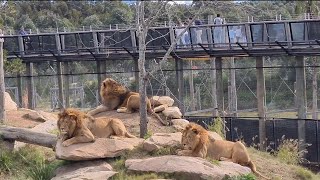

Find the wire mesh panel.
[
  {"left": 290, "top": 22, "right": 306, "bottom": 46},
  {"left": 97, "top": 30, "right": 132, "bottom": 50},
  {"left": 266, "top": 23, "right": 287, "bottom": 43},
  {"left": 307, "top": 21, "right": 320, "bottom": 42},
  {"left": 3, "top": 37, "right": 19, "bottom": 55},
  {"left": 305, "top": 120, "right": 320, "bottom": 163},
  {"left": 250, "top": 24, "right": 264, "bottom": 46},
  {"left": 145, "top": 28, "right": 171, "bottom": 49}
]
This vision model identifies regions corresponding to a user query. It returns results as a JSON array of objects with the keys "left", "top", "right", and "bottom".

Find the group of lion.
[{"left": 57, "top": 78, "right": 269, "bottom": 179}]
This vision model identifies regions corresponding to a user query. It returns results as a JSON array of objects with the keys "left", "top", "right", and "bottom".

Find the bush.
[
  {"left": 208, "top": 116, "right": 225, "bottom": 139},
  {"left": 275, "top": 136, "right": 307, "bottom": 165}
]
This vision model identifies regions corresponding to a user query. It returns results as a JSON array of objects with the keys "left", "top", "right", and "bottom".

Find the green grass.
[
  {"left": 223, "top": 173, "right": 256, "bottom": 180},
  {"left": 295, "top": 167, "right": 320, "bottom": 180},
  {"left": 143, "top": 130, "right": 153, "bottom": 140},
  {"left": 275, "top": 137, "right": 305, "bottom": 165},
  {"left": 0, "top": 144, "right": 65, "bottom": 180}
]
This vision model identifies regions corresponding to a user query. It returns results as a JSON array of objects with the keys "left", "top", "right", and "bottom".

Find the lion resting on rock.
[
  {"left": 177, "top": 123, "right": 269, "bottom": 179},
  {"left": 58, "top": 108, "right": 136, "bottom": 147},
  {"left": 87, "top": 78, "right": 167, "bottom": 125}
]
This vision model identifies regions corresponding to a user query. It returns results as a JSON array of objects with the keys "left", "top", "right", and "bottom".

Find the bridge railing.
[{"left": 2, "top": 19, "right": 320, "bottom": 58}]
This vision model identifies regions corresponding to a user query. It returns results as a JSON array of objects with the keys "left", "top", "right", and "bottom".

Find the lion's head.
[
  {"left": 181, "top": 123, "right": 209, "bottom": 151},
  {"left": 100, "top": 78, "right": 127, "bottom": 97},
  {"left": 58, "top": 108, "right": 85, "bottom": 137}
]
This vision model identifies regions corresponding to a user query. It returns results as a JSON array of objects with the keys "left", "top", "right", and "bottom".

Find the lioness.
[
  {"left": 58, "top": 108, "right": 136, "bottom": 147},
  {"left": 177, "top": 123, "right": 270, "bottom": 179}
]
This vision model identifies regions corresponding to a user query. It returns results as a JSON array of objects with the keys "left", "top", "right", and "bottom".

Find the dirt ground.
[{"left": 4, "top": 109, "right": 42, "bottom": 128}]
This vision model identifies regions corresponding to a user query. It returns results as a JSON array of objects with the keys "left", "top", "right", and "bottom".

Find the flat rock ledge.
[
  {"left": 56, "top": 138, "right": 144, "bottom": 161},
  {"left": 125, "top": 155, "right": 251, "bottom": 180},
  {"left": 143, "top": 132, "right": 182, "bottom": 152},
  {"left": 51, "top": 160, "right": 116, "bottom": 180}
]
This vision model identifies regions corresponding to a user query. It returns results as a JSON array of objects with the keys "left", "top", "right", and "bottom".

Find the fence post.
[
  {"left": 63, "top": 62, "right": 69, "bottom": 108},
  {"left": 210, "top": 57, "right": 218, "bottom": 117},
  {"left": 175, "top": 58, "right": 185, "bottom": 115},
  {"left": 215, "top": 57, "right": 224, "bottom": 116},
  {"left": 296, "top": 56, "right": 306, "bottom": 152},
  {"left": 26, "top": 62, "right": 35, "bottom": 109},
  {"left": 0, "top": 29, "right": 5, "bottom": 123},
  {"left": 256, "top": 56, "right": 266, "bottom": 150}
]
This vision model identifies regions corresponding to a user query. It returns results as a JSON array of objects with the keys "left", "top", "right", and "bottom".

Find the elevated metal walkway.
[{"left": 2, "top": 19, "right": 320, "bottom": 62}]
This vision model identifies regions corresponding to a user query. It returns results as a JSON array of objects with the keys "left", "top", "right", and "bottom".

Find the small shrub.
[
  {"left": 208, "top": 116, "right": 225, "bottom": 139},
  {"left": 25, "top": 160, "right": 59, "bottom": 180},
  {"left": 112, "top": 157, "right": 126, "bottom": 171},
  {"left": 206, "top": 157, "right": 220, "bottom": 166},
  {"left": 143, "top": 130, "right": 153, "bottom": 140},
  {"left": 275, "top": 136, "right": 307, "bottom": 165},
  {"left": 295, "top": 167, "right": 314, "bottom": 180}
]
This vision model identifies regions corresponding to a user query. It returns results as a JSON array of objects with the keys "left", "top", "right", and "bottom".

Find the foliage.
[
  {"left": 143, "top": 130, "right": 153, "bottom": 139},
  {"left": 223, "top": 173, "right": 256, "bottom": 180},
  {"left": 275, "top": 136, "right": 307, "bottom": 165},
  {"left": 83, "top": 80, "right": 99, "bottom": 107},
  {"left": 0, "top": 144, "right": 63, "bottom": 179},
  {"left": 208, "top": 116, "right": 225, "bottom": 139},
  {"left": 4, "top": 58, "right": 25, "bottom": 75}
]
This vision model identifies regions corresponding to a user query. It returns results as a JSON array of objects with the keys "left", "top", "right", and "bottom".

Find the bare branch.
[
  {"left": 145, "top": 1, "right": 169, "bottom": 29},
  {"left": 146, "top": 29, "right": 170, "bottom": 45}
]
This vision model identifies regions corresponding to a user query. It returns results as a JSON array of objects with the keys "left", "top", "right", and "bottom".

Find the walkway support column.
[
  {"left": 215, "top": 57, "right": 224, "bottom": 116},
  {"left": 57, "top": 62, "right": 64, "bottom": 109},
  {"left": 134, "top": 59, "right": 139, "bottom": 92},
  {"left": 97, "top": 60, "right": 102, "bottom": 102},
  {"left": 296, "top": 56, "right": 306, "bottom": 151},
  {"left": 175, "top": 58, "right": 185, "bottom": 115},
  {"left": 63, "top": 62, "right": 69, "bottom": 108},
  {"left": 229, "top": 57, "right": 237, "bottom": 117},
  {"left": 26, "top": 62, "right": 35, "bottom": 109},
  {"left": 210, "top": 57, "right": 218, "bottom": 117},
  {"left": 0, "top": 29, "right": 5, "bottom": 122},
  {"left": 256, "top": 56, "right": 266, "bottom": 150}
]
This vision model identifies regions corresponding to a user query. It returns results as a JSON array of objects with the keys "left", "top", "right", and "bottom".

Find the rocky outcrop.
[
  {"left": 125, "top": 155, "right": 251, "bottom": 180},
  {"left": 162, "top": 106, "right": 182, "bottom": 119},
  {"left": 171, "top": 119, "right": 189, "bottom": 131},
  {"left": 143, "top": 132, "right": 182, "bottom": 152},
  {"left": 21, "top": 108, "right": 58, "bottom": 122},
  {"left": 55, "top": 138, "right": 143, "bottom": 161},
  {"left": 52, "top": 160, "right": 116, "bottom": 180},
  {"left": 4, "top": 92, "right": 17, "bottom": 111},
  {"left": 150, "top": 96, "right": 174, "bottom": 107}
]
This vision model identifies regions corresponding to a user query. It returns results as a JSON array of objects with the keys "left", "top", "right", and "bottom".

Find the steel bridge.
[{"left": 2, "top": 19, "right": 320, "bottom": 62}]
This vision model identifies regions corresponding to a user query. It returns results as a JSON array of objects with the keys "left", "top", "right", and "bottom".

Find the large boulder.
[
  {"left": 143, "top": 132, "right": 182, "bottom": 152},
  {"left": 171, "top": 119, "right": 189, "bottom": 131},
  {"left": 151, "top": 96, "right": 174, "bottom": 107},
  {"left": 162, "top": 107, "right": 182, "bottom": 119},
  {"left": 4, "top": 92, "right": 17, "bottom": 111},
  {"left": 52, "top": 160, "right": 116, "bottom": 180},
  {"left": 125, "top": 155, "right": 251, "bottom": 180},
  {"left": 21, "top": 108, "right": 58, "bottom": 122},
  {"left": 55, "top": 138, "right": 143, "bottom": 161}
]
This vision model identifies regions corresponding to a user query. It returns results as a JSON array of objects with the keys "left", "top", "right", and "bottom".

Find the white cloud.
[{"left": 168, "top": 1, "right": 193, "bottom": 5}]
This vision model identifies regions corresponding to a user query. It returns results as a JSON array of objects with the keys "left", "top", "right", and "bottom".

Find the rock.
[
  {"left": 55, "top": 138, "right": 143, "bottom": 161},
  {"left": 143, "top": 132, "right": 182, "bottom": 152},
  {"left": 153, "top": 104, "right": 168, "bottom": 113},
  {"left": 52, "top": 160, "right": 116, "bottom": 180},
  {"left": 125, "top": 155, "right": 251, "bottom": 180},
  {"left": 171, "top": 119, "right": 189, "bottom": 130},
  {"left": 151, "top": 96, "right": 174, "bottom": 107},
  {"left": 4, "top": 92, "right": 17, "bottom": 111},
  {"left": 162, "top": 107, "right": 182, "bottom": 119},
  {"left": 21, "top": 109, "right": 58, "bottom": 122}
]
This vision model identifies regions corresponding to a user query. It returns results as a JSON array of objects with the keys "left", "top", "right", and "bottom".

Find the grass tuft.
[{"left": 208, "top": 116, "right": 225, "bottom": 139}]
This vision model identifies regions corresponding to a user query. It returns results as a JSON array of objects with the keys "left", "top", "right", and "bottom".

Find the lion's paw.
[{"left": 62, "top": 141, "right": 71, "bottom": 147}]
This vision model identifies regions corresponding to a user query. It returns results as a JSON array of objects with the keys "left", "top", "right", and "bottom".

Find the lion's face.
[
  {"left": 181, "top": 125, "right": 201, "bottom": 151},
  {"left": 58, "top": 109, "right": 82, "bottom": 136},
  {"left": 101, "top": 78, "right": 127, "bottom": 95}
]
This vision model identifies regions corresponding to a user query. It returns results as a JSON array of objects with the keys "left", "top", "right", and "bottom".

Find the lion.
[
  {"left": 87, "top": 78, "right": 167, "bottom": 125},
  {"left": 177, "top": 123, "right": 270, "bottom": 180},
  {"left": 58, "top": 108, "right": 136, "bottom": 147}
]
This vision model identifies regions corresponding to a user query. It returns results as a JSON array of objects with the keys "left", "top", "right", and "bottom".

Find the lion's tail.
[
  {"left": 147, "top": 103, "right": 167, "bottom": 126},
  {"left": 125, "top": 132, "right": 136, "bottom": 138},
  {"left": 247, "top": 161, "right": 270, "bottom": 180}
]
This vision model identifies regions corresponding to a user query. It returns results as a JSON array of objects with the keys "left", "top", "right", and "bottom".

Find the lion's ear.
[
  {"left": 192, "top": 128, "right": 199, "bottom": 134},
  {"left": 185, "top": 124, "right": 192, "bottom": 130}
]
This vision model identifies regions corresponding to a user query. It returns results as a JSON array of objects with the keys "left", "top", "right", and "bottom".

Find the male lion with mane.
[
  {"left": 177, "top": 123, "right": 270, "bottom": 179},
  {"left": 87, "top": 78, "right": 167, "bottom": 125},
  {"left": 58, "top": 108, "right": 136, "bottom": 147}
]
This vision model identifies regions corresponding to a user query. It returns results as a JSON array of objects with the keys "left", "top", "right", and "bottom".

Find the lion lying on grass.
[
  {"left": 58, "top": 108, "right": 136, "bottom": 147},
  {"left": 87, "top": 78, "right": 167, "bottom": 125},
  {"left": 177, "top": 123, "right": 270, "bottom": 179}
]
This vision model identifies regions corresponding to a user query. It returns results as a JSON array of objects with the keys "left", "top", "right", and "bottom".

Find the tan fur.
[
  {"left": 58, "top": 108, "right": 136, "bottom": 147},
  {"left": 177, "top": 123, "right": 270, "bottom": 179},
  {"left": 87, "top": 78, "right": 167, "bottom": 125},
  {"left": 88, "top": 78, "right": 137, "bottom": 116},
  {"left": 118, "top": 94, "right": 168, "bottom": 125}
]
